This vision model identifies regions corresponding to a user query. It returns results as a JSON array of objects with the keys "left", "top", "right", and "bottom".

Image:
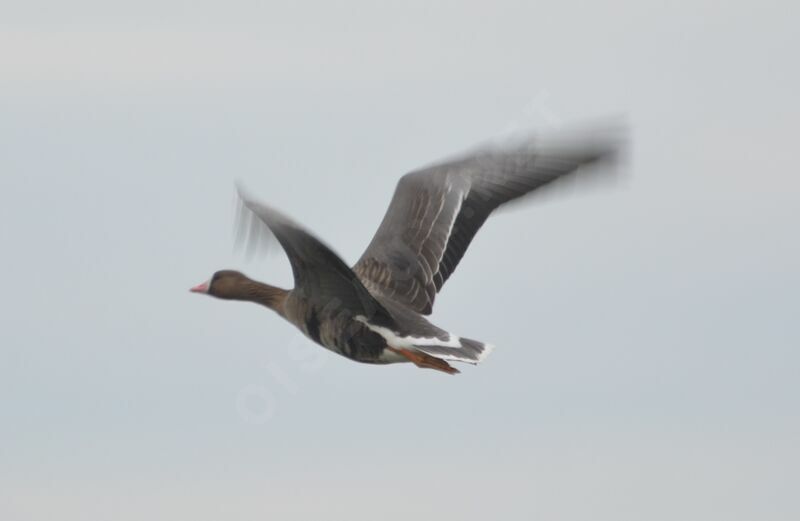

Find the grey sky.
[{"left": 1, "top": 1, "right": 798, "bottom": 520}]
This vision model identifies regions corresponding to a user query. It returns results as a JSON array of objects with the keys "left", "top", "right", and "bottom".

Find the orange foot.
[{"left": 388, "top": 347, "right": 460, "bottom": 375}]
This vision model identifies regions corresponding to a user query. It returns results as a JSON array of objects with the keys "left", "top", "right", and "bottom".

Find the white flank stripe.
[{"left": 354, "top": 316, "right": 462, "bottom": 349}]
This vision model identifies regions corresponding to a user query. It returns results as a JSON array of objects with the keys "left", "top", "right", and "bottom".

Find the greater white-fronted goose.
[{"left": 192, "top": 133, "right": 618, "bottom": 374}]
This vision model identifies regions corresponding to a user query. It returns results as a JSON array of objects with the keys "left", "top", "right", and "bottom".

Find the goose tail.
[{"left": 413, "top": 336, "right": 495, "bottom": 365}]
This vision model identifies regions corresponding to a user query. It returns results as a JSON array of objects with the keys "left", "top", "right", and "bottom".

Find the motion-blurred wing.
[
  {"left": 354, "top": 136, "right": 617, "bottom": 315},
  {"left": 237, "top": 188, "right": 393, "bottom": 323}
]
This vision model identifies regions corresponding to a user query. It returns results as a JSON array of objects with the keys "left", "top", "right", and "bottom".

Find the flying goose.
[{"left": 191, "top": 133, "right": 617, "bottom": 374}]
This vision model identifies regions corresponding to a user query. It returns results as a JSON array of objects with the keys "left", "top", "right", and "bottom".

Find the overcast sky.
[{"left": 1, "top": 1, "right": 798, "bottom": 520}]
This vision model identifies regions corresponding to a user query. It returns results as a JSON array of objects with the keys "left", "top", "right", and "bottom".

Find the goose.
[{"left": 191, "top": 132, "right": 618, "bottom": 374}]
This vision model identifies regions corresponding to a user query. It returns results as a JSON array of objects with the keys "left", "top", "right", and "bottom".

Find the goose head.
[{"left": 190, "top": 270, "right": 252, "bottom": 300}]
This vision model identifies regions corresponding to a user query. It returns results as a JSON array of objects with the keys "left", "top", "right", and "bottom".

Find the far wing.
[{"left": 353, "top": 136, "right": 617, "bottom": 315}]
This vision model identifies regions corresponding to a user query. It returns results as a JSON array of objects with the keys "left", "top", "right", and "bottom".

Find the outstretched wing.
[
  {"left": 353, "top": 135, "right": 618, "bottom": 315},
  {"left": 236, "top": 188, "right": 393, "bottom": 324}
]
